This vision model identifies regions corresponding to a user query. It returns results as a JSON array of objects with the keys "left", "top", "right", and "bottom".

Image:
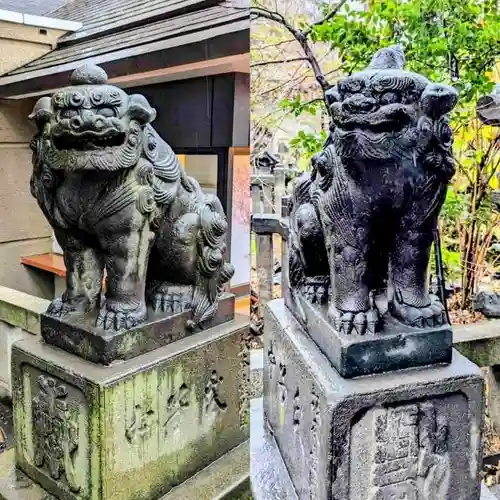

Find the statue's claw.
[
  {"left": 391, "top": 294, "right": 446, "bottom": 328},
  {"left": 328, "top": 306, "right": 378, "bottom": 335},
  {"left": 149, "top": 284, "right": 192, "bottom": 314},
  {"left": 47, "top": 295, "right": 92, "bottom": 317},
  {"left": 300, "top": 277, "right": 329, "bottom": 304},
  {"left": 96, "top": 301, "right": 146, "bottom": 331},
  {"left": 47, "top": 297, "right": 76, "bottom": 317}
]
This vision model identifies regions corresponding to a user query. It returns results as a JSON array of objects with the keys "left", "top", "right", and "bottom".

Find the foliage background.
[{"left": 251, "top": 0, "right": 500, "bottom": 310}]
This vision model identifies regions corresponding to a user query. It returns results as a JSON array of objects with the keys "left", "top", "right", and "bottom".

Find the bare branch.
[
  {"left": 253, "top": 38, "right": 295, "bottom": 50},
  {"left": 250, "top": 5, "right": 331, "bottom": 93},
  {"left": 251, "top": 57, "right": 309, "bottom": 68},
  {"left": 303, "top": 0, "right": 349, "bottom": 37}
]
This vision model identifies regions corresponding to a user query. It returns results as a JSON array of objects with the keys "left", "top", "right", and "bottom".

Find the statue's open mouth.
[
  {"left": 333, "top": 104, "right": 412, "bottom": 135},
  {"left": 52, "top": 131, "right": 126, "bottom": 151}
]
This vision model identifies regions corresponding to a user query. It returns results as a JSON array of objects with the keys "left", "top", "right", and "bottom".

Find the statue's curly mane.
[{"left": 141, "top": 125, "right": 234, "bottom": 324}]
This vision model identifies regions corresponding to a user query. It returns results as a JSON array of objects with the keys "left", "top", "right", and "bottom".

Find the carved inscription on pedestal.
[
  {"left": 125, "top": 404, "right": 155, "bottom": 444},
  {"left": 268, "top": 342, "right": 276, "bottom": 381},
  {"left": 204, "top": 370, "right": 227, "bottom": 415},
  {"left": 278, "top": 363, "right": 287, "bottom": 405},
  {"left": 292, "top": 388, "right": 301, "bottom": 426},
  {"left": 32, "top": 375, "right": 80, "bottom": 493},
  {"left": 369, "top": 402, "right": 449, "bottom": 500},
  {"left": 164, "top": 383, "right": 190, "bottom": 437},
  {"left": 239, "top": 331, "right": 251, "bottom": 429},
  {"left": 309, "top": 388, "right": 321, "bottom": 499}
]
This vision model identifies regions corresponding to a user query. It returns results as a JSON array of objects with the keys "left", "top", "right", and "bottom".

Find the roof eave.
[
  {"left": 0, "top": 8, "right": 81, "bottom": 31},
  {"left": 0, "top": 20, "right": 249, "bottom": 98}
]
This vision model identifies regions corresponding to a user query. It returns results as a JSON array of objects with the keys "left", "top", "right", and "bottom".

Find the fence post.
[
  {"left": 251, "top": 182, "right": 262, "bottom": 214},
  {"left": 261, "top": 179, "right": 274, "bottom": 214},
  {"left": 274, "top": 167, "right": 286, "bottom": 209},
  {"left": 280, "top": 195, "right": 291, "bottom": 295},
  {"left": 256, "top": 233, "right": 274, "bottom": 315}
]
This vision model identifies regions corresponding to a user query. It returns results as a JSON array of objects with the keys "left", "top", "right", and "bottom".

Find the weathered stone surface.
[
  {"left": 11, "top": 317, "right": 249, "bottom": 500},
  {"left": 0, "top": 288, "right": 49, "bottom": 400},
  {"left": 251, "top": 395, "right": 497, "bottom": 500},
  {"left": 263, "top": 299, "right": 484, "bottom": 500},
  {"left": 292, "top": 295, "right": 452, "bottom": 378},
  {"left": 477, "top": 83, "right": 500, "bottom": 126},
  {"left": 40, "top": 293, "right": 235, "bottom": 364},
  {"left": 163, "top": 441, "right": 249, "bottom": 500},
  {"left": 454, "top": 319, "right": 500, "bottom": 367},
  {"left": 473, "top": 292, "right": 500, "bottom": 318},
  {"left": 249, "top": 350, "right": 263, "bottom": 399},
  {"left": 0, "top": 322, "right": 32, "bottom": 400},
  {"left": 0, "top": 286, "right": 49, "bottom": 335},
  {"left": 250, "top": 398, "right": 298, "bottom": 500},
  {"left": 0, "top": 442, "right": 250, "bottom": 500}
]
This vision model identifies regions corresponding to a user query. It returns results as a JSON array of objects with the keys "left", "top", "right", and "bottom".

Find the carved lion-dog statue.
[
  {"left": 288, "top": 45, "right": 458, "bottom": 335},
  {"left": 29, "top": 64, "right": 234, "bottom": 331}
]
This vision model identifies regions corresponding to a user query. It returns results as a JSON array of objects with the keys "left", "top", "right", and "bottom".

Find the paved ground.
[{"left": 0, "top": 401, "right": 13, "bottom": 453}]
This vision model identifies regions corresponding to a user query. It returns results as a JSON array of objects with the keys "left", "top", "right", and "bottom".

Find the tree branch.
[
  {"left": 303, "top": 0, "right": 349, "bottom": 36},
  {"left": 251, "top": 57, "right": 309, "bottom": 68},
  {"left": 250, "top": 5, "right": 332, "bottom": 94}
]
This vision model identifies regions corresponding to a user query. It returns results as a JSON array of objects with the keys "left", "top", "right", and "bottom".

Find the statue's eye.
[
  {"left": 97, "top": 107, "right": 116, "bottom": 118},
  {"left": 380, "top": 91, "right": 399, "bottom": 105},
  {"left": 60, "top": 109, "right": 78, "bottom": 119}
]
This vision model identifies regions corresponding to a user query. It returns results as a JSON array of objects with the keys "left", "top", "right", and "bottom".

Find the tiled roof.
[
  {"left": 49, "top": 0, "right": 222, "bottom": 45},
  {"left": 0, "top": 0, "right": 69, "bottom": 15},
  {"left": 6, "top": 1, "right": 247, "bottom": 76},
  {"left": 0, "top": 0, "right": 248, "bottom": 96}
]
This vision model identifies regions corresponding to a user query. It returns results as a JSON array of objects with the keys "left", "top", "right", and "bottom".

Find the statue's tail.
[{"left": 191, "top": 195, "right": 235, "bottom": 325}]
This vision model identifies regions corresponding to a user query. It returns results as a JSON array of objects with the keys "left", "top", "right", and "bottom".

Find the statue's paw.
[
  {"left": 96, "top": 302, "right": 147, "bottom": 331},
  {"left": 47, "top": 296, "right": 91, "bottom": 317},
  {"left": 150, "top": 285, "right": 192, "bottom": 314},
  {"left": 47, "top": 297, "right": 75, "bottom": 317},
  {"left": 300, "top": 277, "right": 329, "bottom": 304},
  {"left": 391, "top": 295, "right": 446, "bottom": 328},
  {"left": 328, "top": 306, "right": 378, "bottom": 335}
]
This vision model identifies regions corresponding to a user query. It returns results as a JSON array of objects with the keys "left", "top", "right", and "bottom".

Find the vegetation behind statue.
[{"left": 29, "top": 64, "right": 234, "bottom": 332}]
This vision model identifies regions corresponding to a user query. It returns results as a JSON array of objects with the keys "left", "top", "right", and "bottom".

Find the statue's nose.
[
  {"left": 342, "top": 95, "right": 377, "bottom": 114},
  {"left": 80, "top": 109, "right": 95, "bottom": 123}
]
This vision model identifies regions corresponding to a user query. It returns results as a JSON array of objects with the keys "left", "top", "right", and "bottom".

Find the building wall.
[
  {"left": 0, "top": 20, "right": 65, "bottom": 75},
  {"left": 0, "top": 98, "right": 53, "bottom": 299}
]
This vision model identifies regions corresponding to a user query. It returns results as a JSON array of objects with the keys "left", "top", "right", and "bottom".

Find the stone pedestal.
[
  {"left": 262, "top": 299, "right": 485, "bottom": 500},
  {"left": 9, "top": 316, "right": 250, "bottom": 500}
]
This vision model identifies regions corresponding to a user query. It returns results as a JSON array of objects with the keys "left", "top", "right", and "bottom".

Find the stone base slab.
[
  {"left": 251, "top": 396, "right": 496, "bottom": 500},
  {"left": 41, "top": 293, "right": 235, "bottom": 364},
  {"left": 264, "top": 299, "right": 485, "bottom": 500},
  {"left": 288, "top": 294, "right": 452, "bottom": 377},
  {"left": 11, "top": 316, "right": 249, "bottom": 500},
  {"left": 0, "top": 441, "right": 249, "bottom": 500}
]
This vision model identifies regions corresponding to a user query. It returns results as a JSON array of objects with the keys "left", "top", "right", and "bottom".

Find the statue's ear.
[
  {"left": 29, "top": 96, "right": 53, "bottom": 131},
  {"left": 420, "top": 83, "right": 458, "bottom": 119},
  {"left": 325, "top": 85, "right": 340, "bottom": 108},
  {"left": 477, "top": 85, "right": 500, "bottom": 126},
  {"left": 128, "top": 94, "right": 157, "bottom": 124}
]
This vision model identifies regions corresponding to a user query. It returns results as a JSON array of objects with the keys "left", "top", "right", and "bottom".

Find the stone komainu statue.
[
  {"left": 477, "top": 83, "right": 500, "bottom": 126},
  {"left": 29, "top": 64, "right": 234, "bottom": 331},
  {"left": 289, "top": 45, "right": 458, "bottom": 335}
]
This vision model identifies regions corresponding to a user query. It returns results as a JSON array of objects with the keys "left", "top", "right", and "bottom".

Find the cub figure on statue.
[
  {"left": 289, "top": 45, "right": 458, "bottom": 335},
  {"left": 29, "top": 64, "right": 234, "bottom": 331}
]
